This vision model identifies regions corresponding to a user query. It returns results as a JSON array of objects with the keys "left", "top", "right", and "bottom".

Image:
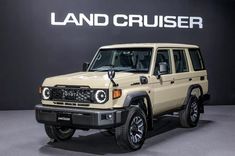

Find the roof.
[{"left": 100, "top": 43, "right": 199, "bottom": 49}]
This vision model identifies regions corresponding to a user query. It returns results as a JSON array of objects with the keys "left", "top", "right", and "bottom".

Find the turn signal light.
[
  {"left": 38, "top": 86, "right": 42, "bottom": 94},
  {"left": 113, "top": 89, "right": 122, "bottom": 99}
]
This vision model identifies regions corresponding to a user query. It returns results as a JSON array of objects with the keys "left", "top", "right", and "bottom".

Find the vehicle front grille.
[{"left": 50, "top": 87, "right": 95, "bottom": 103}]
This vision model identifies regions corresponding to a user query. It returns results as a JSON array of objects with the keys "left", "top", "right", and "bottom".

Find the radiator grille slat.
[{"left": 50, "top": 88, "right": 94, "bottom": 103}]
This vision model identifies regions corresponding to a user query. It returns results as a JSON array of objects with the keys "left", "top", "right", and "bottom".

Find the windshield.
[{"left": 89, "top": 48, "right": 152, "bottom": 73}]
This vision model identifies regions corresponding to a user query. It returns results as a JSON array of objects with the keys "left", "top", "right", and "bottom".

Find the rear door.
[
  {"left": 171, "top": 48, "right": 191, "bottom": 107},
  {"left": 188, "top": 48, "right": 208, "bottom": 96}
]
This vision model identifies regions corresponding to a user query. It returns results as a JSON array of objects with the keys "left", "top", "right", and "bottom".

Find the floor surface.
[{"left": 0, "top": 105, "right": 235, "bottom": 156}]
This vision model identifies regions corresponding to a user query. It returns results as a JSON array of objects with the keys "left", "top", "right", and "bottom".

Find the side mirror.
[
  {"left": 157, "top": 62, "right": 168, "bottom": 79},
  {"left": 108, "top": 69, "right": 115, "bottom": 80},
  {"left": 108, "top": 69, "right": 118, "bottom": 87},
  {"left": 82, "top": 62, "right": 90, "bottom": 71}
]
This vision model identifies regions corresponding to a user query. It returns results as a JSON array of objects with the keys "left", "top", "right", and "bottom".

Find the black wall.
[{"left": 0, "top": 0, "right": 235, "bottom": 110}]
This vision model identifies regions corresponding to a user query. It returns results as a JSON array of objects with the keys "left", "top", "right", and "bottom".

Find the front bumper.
[{"left": 35, "top": 104, "right": 128, "bottom": 129}]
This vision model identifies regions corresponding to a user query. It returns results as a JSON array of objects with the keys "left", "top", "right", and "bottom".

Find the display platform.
[{"left": 0, "top": 105, "right": 234, "bottom": 156}]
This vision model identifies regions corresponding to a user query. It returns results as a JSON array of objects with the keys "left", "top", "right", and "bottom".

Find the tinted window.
[
  {"left": 154, "top": 49, "right": 171, "bottom": 74},
  {"left": 173, "top": 50, "right": 189, "bottom": 73},
  {"left": 189, "top": 48, "right": 205, "bottom": 71}
]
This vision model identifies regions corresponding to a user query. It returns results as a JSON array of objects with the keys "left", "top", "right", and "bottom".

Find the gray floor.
[{"left": 0, "top": 106, "right": 235, "bottom": 156}]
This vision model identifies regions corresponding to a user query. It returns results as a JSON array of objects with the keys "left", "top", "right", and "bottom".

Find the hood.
[{"left": 42, "top": 71, "right": 138, "bottom": 88}]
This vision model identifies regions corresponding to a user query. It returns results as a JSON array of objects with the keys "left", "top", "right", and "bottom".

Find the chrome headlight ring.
[
  {"left": 42, "top": 87, "right": 50, "bottom": 100},
  {"left": 95, "top": 90, "right": 107, "bottom": 103}
]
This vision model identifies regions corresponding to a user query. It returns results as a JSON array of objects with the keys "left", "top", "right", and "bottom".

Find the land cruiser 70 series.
[{"left": 36, "top": 43, "right": 210, "bottom": 151}]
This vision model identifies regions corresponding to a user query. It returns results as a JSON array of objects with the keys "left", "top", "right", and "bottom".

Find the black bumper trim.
[{"left": 35, "top": 105, "right": 128, "bottom": 129}]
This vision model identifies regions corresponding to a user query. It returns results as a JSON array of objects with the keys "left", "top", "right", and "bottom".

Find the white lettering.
[
  {"left": 159, "top": 15, "right": 163, "bottom": 28},
  {"left": 113, "top": 14, "right": 128, "bottom": 27},
  {"left": 129, "top": 15, "right": 143, "bottom": 27},
  {"left": 178, "top": 16, "right": 189, "bottom": 28},
  {"left": 190, "top": 17, "right": 203, "bottom": 29},
  {"left": 51, "top": 12, "right": 65, "bottom": 25},
  {"left": 94, "top": 14, "right": 109, "bottom": 26},
  {"left": 64, "top": 13, "right": 80, "bottom": 25},
  {"left": 50, "top": 12, "right": 204, "bottom": 29},
  {"left": 164, "top": 16, "right": 177, "bottom": 28},
  {"left": 80, "top": 13, "right": 93, "bottom": 26},
  {"left": 143, "top": 15, "right": 158, "bottom": 27}
]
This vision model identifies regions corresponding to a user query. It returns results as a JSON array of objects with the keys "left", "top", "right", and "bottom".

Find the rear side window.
[
  {"left": 173, "top": 49, "right": 189, "bottom": 73},
  {"left": 189, "top": 48, "right": 205, "bottom": 71}
]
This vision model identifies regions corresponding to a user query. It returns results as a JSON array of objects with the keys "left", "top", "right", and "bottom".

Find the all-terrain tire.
[
  {"left": 115, "top": 106, "right": 147, "bottom": 151},
  {"left": 179, "top": 96, "right": 200, "bottom": 128},
  {"left": 44, "top": 125, "right": 75, "bottom": 141}
]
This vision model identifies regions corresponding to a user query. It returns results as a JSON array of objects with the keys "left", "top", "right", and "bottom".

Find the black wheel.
[
  {"left": 44, "top": 125, "right": 75, "bottom": 141},
  {"left": 115, "top": 106, "right": 147, "bottom": 151},
  {"left": 179, "top": 96, "right": 200, "bottom": 128}
]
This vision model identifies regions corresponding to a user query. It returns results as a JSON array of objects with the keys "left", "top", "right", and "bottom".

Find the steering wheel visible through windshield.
[{"left": 89, "top": 48, "right": 152, "bottom": 73}]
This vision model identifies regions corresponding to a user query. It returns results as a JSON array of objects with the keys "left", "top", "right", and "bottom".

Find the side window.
[
  {"left": 154, "top": 49, "right": 171, "bottom": 75},
  {"left": 189, "top": 48, "right": 205, "bottom": 71},
  {"left": 173, "top": 49, "right": 189, "bottom": 73}
]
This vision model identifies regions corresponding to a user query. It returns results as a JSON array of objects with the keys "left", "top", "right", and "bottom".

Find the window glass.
[
  {"left": 154, "top": 49, "right": 171, "bottom": 75},
  {"left": 173, "top": 50, "right": 189, "bottom": 73},
  {"left": 89, "top": 48, "right": 152, "bottom": 73},
  {"left": 189, "top": 48, "right": 205, "bottom": 71}
]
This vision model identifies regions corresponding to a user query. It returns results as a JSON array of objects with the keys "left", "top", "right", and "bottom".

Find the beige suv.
[{"left": 36, "top": 43, "right": 210, "bottom": 151}]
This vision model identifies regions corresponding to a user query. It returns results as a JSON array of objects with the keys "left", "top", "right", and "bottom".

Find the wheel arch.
[
  {"left": 123, "top": 91, "right": 153, "bottom": 130},
  {"left": 184, "top": 84, "right": 204, "bottom": 113}
]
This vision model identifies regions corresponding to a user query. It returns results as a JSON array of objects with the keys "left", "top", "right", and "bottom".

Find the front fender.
[{"left": 123, "top": 91, "right": 153, "bottom": 130}]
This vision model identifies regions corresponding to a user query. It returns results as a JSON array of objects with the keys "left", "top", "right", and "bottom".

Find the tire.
[
  {"left": 44, "top": 125, "right": 75, "bottom": 141},
  {"left": 179, "top": 96, "right": 200, "bottom": 128},
  {"left": 115, "top": 106, "right": 147, "bottom": 151}
]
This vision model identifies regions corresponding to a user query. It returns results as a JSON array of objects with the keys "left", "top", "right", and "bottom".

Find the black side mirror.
[
  {"left": 157, "top": 62, "right": 168, "bottom": 79},
  {"left": 108, "top": 70, "right": 115, "bottom": 80},
  {"left": 108, "top": 69, "right": 118, "bottom": 87},
  {"left": 82, "top": 62, "right": 90, "bottom": 71}
]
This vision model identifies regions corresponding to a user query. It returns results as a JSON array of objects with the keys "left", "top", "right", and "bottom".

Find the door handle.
[
  {"left": 189, "top": 78, "right": 192, "bottom": 81},
  {"left": 170, "top": 80, "right": 174, "bottom": 84}
]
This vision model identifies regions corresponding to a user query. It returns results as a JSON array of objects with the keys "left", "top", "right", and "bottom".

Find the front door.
[{"left": 149, "top": 49, "right": 177, "bottom": 115}]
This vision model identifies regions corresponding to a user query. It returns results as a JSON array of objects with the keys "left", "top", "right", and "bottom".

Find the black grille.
[{"left": 50, "top": 87, "right": 95, "bottom": 103}]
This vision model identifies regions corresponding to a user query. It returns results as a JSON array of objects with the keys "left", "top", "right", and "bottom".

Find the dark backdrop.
[{"left": 0, "top": 0, "right": 235, "bottom": 110}]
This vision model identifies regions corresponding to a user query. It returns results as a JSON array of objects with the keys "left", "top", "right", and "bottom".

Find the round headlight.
[
  {"left": 42, "top": 87, "right": 50, "bottom": 100},
  {"left": 95, "top": 90, "right": 107, "bottom": 103}
]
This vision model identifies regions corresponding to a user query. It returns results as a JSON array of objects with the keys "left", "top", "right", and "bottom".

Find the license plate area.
[{"left": 57, "top": 113, "right": 72, "bottom": 124}]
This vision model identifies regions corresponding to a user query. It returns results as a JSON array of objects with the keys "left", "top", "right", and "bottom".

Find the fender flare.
[
  {"left": 123, "top": 91, "right": 153, "bottom": 130},
  {"left": 184, "top": 84, "right": 204, "bottom": 113}
]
